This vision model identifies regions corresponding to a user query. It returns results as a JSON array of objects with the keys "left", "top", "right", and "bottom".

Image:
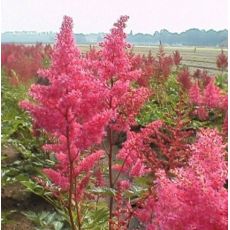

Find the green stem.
[
  {"left": 108, "top": 128, "right": 114, "bottom": 230},
  {"left": 66, "top": 124, "right": 77, "bottom": 230}
]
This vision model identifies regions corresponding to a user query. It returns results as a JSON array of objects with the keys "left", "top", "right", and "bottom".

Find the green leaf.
[
  {"left": 53, "top": 221, "right": 64, "bottom": 230},
  {"left": 20, "top": 180, "right": 45, "bottom": 196},
  {"left": 90, "top": 187, "right": 116, "bottom": 196},
  {"left": 83, "top": 206, "right": 109, "bottom": 230}
]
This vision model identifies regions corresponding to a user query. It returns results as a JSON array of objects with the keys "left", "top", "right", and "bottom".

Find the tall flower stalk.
[
  {"left": 95, "top": 16, "right": 150, "bottom": 228},
  {"left": 20, "top": 16, "right": 111, "bottom": 229}
]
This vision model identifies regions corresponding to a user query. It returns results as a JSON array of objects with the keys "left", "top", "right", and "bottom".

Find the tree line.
[{"left": 1, "top": 28, "right": 227, "bottom": 47}]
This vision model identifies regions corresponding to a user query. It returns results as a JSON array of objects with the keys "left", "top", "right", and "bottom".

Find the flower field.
[{"left": 1, "top": 15, "right": 228, "bottom": 230}]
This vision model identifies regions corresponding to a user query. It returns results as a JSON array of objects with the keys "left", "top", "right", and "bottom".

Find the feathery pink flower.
[
  {"left": 20, "top": 16, "right": 111, "bottom": 219},
  {"left": 189, "top": 81, "right": 203, "bottom": 105},
  {"left": 137, "top": 129, "right": 228, "bottom": 230},
  {"left": 177, "top": 68, "right": 192, "bottom": 90},
  {"left": 203, "top": 78, "right": 222, "bottom": 108},
  {"left": 117, "top": 180, "right": 131, "bottom": 191},
  {"left": 172, "top": 50, "right": 182, "bottom": 67},
  {"left": 216, "top": 50, "right": 228, "bottom": 71},
  {"left": 38, "top": 16, "right": 81, "bottom": 82}
]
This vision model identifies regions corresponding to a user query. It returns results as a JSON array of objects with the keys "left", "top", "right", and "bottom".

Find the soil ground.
[{"left": 2, "top": 145, "right": 54, "bottom": 230}]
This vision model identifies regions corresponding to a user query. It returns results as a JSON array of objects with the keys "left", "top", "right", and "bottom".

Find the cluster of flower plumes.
[
  {"left": 1, "top": 43, "right": 52, "bottom": 84},
  {"left": 20, "top": 15, "right": 150, "bottom": 229},
  {"left": 216, "top": 50, "right": 228, "bottom": 71},
  {"left": 135, "top": 129, "right": 227, "bottom": 230},
  {"left": 20, "top": 15, "right": 228, "bottom": 230},
  {"left": 176, "top": 66, "right": 228, "bottom": 137}
]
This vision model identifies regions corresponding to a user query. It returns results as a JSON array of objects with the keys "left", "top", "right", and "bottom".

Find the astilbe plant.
[
  {"left": 112, "top": 116, "right": 194, "bottom": 229},
  {"left": 153, "top": 45, "right": 173, "bottom": 82},
  {"left": 100, "top": 16, "right": 150, "bottom": 228},
  {"left": 1, "top": 43, "right": 52, "bottom": 85},
  {"left": 114, "top": 114, "right": 193, "bottom": 178},
  {"left": 216, "top": 50, "right": 228, "bottom": 72},
  {"left": 177, "top": 68, "right": 192, "bottom": 90},
  {"left": 177, "top": 68, "right": 211, "bottom": 93},
  {"left": 109, "top": 180, "right": 134, "bottom": 230},
  {"left": 177, "top": 67, "right": 227, "bottom": 132},
  {"left": 128, "top": 50, "right": 155, "bottom": 87},
  {"left": 20, "top": 15, "right": 151, "bottom": 229},
  {"left": 148, "top": 45, "right": 174, "bottom": 105},
  {"left": 83, "top": 16, "right": 150, "bottom": 228},
  {"left": 84, "top": 16, "right": 150, "bottom": 131},
  {"left": 172, "top": 50, "right": 182, "bottom": 69},
  {"left": 20, "top": 16, "right": 112, "bottom": 230},
  {"left": 215, "top": 50, "right": 228, "bottom": 90},
  {"left": 136, "top": 129, "right": 227, "bottom": 230},
  {"left": 192, "top": 69, "right": 212, "bottom": 89},
  {"left": 189, "top": 78, "right": 228, "bottom": 129}
]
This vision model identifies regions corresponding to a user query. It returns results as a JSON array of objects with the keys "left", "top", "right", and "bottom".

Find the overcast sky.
[{"left": 1, "top": 0, "right": 228, "bottom": 34}]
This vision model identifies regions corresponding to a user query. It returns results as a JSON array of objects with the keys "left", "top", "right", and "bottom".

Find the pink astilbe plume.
[
  {"left": 20, "top": 16, "right": 111, "bottom": 228},
  {"left": 88, "top": 15, "right": 150, "bottom": 132},
  {"left": 129, "top": 51, "right": 155, "bottom": 87},
  {"left": 74, "top": 150, "right": 104, "bottom": 177},
  {"left": 191, "top": 69, "right": 212, "bottom": 89},
  {"left": 137, "top": 129, "right": 227, "bottom": 230},
  {"left": 43, "top": 168, "right": 70, "bottom": 191},
  {"left": 153, "top": 45, "right": 173, "bottom": 82},
  {"left": 216, "top": 50, "right": 228, "bottom": 71},
  {"left": 87, "top": 16, "right": 150, "bottom": 228},
  {"left": 192, "top": 68, "right": 202, "bottom": 79},
  {"left": 189, "top": 81, "right": 203, "bottom": 105},
  {"left": 172, "top": 50, "right": 182, "bottom": 67},
  {"left": 189, "top": 77, "right": 228, "bottom": 127},
  {"left": 99, "top": 16, "right": 134, "bottom": 81},
  {"left": 203, "top": 78, "right": 222, "bottom": 108},
  {"left": 177, "top": 68, "right": 192, "bottom": 90},
  {"left": 38, "top": 16, "right": 81, "bottom": 82},
  {"left": 1, "top": 44, "right": 50, "bottom": 84}
]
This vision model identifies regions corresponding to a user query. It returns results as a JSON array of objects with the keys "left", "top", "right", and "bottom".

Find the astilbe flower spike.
[
  {"left": 38, "top": 16, "right": 81, "bottom": 82},
  {"left": 189, "top": 81, "right": 203, "bottom": 105},
  {"left": 20, "top": 16, "right": 111, "bottom": 230},
  {"left": 93, "top": 15, "right": 151, "bottom": 132},
  {"left": 203, "top": 78, "right": 223, "bottom": 108},
  {"left": 188, "top": 77, "right": 228, "bottom": 128},
  {"left": 110, "top": 180, "right": 133, "bottom": 230},
  {"left": 86, "top": 16, "right": 150, "bottom": 229},
  {"left": 153, "top": 45, "right": 173, "bottom": 82},
  {"left": 172, "top": 50, "right": 182, "bottom": 68},
  {"left": 216, "top": 50, "right": 228, "bottom": 71},
  {"left": 190, "top": 69, "right": 212, "bottom": 89},
  {"left": 129, "top": 51, "right": 155, "bottom": 87},
  {"left": 177, "top": 68, "right": 192, "bottom": 90}
]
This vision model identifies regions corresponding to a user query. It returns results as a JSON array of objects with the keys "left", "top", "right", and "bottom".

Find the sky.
[{"left": 1, "top": 0, "right": 228, "bottom": 34}]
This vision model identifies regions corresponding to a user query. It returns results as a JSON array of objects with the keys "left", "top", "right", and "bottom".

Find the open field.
[
  {"left": 18, "top": 43, "right": 227, "bottom": 75},
  {"left": 78, "top": 44, "right": 228, "bottom": 75}
]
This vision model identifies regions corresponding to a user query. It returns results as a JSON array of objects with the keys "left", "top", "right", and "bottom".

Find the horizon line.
[{"left": 1, "top": 27, "right": 228, "bottom": 35}]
